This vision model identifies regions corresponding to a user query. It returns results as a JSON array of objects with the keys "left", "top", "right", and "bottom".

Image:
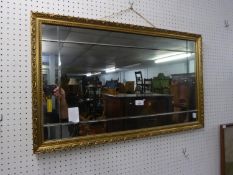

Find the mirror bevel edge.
[{"left": 31, "top": 12, "right": 204, "bottom": 153}]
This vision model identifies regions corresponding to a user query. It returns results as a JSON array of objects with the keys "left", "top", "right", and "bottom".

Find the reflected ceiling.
[{"left": 41, "top": 24, "right": 195, "bottom": 74}]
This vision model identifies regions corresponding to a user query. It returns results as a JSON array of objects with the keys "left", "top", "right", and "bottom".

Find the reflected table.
[{"left": 103, "top": 93, "right": 173, "bottom": 132}]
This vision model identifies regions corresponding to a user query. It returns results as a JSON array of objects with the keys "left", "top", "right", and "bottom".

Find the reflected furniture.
[
  {"left": 135, "top": 71, "right": 144, "bottom": 93},
  {"left": 144, "top": 78, "right": 152, "bottom": 93},
  {"left": 103, "top": 93, "right": 173, "bottom": 132}
]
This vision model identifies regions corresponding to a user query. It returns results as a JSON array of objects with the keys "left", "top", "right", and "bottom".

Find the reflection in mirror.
[{"left": 41, "top": 24, "right": 197, "bottom": 141}]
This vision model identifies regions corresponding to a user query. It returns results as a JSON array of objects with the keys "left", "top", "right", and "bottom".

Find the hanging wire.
[
  {"left": 100, "top": 1, "right": 156, "bottom": 28},
  {"left": 99, "top": 7, "right": 131, "bottom": 21}
]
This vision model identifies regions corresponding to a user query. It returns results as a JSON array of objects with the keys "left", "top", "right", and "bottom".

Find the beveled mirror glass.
[{"left": 31, "top": 12, "right": 204, "bottom": 153}]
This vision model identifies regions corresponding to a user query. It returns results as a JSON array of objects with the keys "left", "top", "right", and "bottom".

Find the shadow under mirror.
[{"left": 41, "top": 24, "right": 197, "bottom": 141}]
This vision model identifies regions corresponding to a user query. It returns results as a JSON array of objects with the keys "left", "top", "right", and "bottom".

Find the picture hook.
[
  {"left": 129, "top": 1, "right": 134, "bottom": 10},
  {"left": 224, "top": 20, "right": 229, "bottom": 28}
]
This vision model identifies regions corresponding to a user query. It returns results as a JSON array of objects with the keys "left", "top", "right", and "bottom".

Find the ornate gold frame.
[{"left": 31, "top": 12, "right": 204, "bottom": 153}]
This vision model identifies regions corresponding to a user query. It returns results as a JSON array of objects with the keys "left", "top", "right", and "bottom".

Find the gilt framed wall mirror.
[{"left": 31, "top": 12, "right": 204, "bottom": 153}]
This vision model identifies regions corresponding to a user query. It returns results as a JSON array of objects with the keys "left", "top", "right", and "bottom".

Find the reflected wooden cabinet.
[{"left": 103, "top": 93, "right": 173, "bottom": 132}]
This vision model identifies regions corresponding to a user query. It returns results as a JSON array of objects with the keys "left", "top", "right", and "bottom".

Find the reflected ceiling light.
[
  {"left": 123, "top": 63, "right": 142, "bottom": 69},
  {"left": 93, "top": 72, "right": 101, "bottom": 75},
  {"left": 86, "top": 73, "right": 92, "bottom": 77},
  {"left": 153, "top": 52, "right": 182, "bottom": 60},
  {"left": 86, "top": 72, "right": 101, "bottom": 77},
  {"left": 154, "top": 53, "right": 192, "bottom": 64},
  {"left": 105, "top": 67, "right": 118, "bottom": 73},
  {"left": 58, "top": 54, "right": 61, "bottom": 66}
]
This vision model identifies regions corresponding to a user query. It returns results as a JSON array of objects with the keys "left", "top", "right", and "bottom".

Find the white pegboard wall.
[{"left": 1, "top": 0, "right": 233, "bottom": 175}]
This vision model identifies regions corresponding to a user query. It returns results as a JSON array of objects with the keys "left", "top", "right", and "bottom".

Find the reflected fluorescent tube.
[
  {"left": 153, "top": 52, "right": 182, "bottom": 60},
  {"left": 105, "top": 67, "right": 118, "bottom": 73},
  {"left": 93, "top": 72, "right": 101, "bottom": 75},
  {"left": 58, "top": 53, "right": 61, "bottom": 66},
  {"left": 86, "top": 72, "right": 101, "bottom": 77},
  {"left": 154, "top": 53, "right": 192, "bottom": 64},
  {"left": 86, "top": 73, "right": 92, "bottom": 77}
]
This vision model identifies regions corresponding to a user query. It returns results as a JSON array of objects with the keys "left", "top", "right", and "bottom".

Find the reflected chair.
[
  {"left": 135, "top": 71, "right": 143, "bottom": 93},
  {"left": 144, "top": 78, "right": 152, "bottom": 93}
]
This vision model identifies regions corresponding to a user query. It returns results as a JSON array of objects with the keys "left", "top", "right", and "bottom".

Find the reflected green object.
[
  {"left": 152, "top": 73, "right": 171, "bottom": 94},
  {"left": 226, "top": 162, "right": 233, "bottom": 175}
]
